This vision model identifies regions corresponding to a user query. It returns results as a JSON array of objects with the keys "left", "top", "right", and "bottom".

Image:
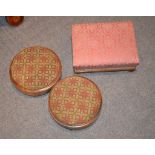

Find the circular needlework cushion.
[
  {"left": 49, "top": 76, "right": 102, "bottom": 129},
  {"left": 10, "top": 46, "right": 62, "bottom": 96}
]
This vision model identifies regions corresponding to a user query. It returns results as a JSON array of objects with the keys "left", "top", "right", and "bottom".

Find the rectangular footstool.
[{"left": 72, "top": 21, "right": 139, "bottom": 73}]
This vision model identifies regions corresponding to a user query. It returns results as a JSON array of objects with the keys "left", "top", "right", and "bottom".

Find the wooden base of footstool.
[{"left": 74, "top": 66, "right": 136, "bottom": 73}]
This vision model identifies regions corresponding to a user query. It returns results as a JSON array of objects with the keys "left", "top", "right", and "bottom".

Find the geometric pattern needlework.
[
  {"left": 10, "top": 46, "right": 61, "bottom": 90},
  {"left": 49, "top": 76, "right": 102, "bottom": 127}
]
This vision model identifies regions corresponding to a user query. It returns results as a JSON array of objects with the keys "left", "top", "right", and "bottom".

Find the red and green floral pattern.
[
  {"left": 49, "top": 76, "right": 102, "bottom": 128},
  {"left": 10, "top": 46, "right": 61, "bottom": 91}
]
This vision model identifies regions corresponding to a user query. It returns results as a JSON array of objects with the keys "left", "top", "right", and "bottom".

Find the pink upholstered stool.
[{"left": 72, "top": 21, "right": 139, "bottom": 73}]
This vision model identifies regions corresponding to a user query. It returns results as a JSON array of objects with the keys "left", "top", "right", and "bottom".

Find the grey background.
[{"left": 0, "top": 16, "right": 155, "bottom": 138}]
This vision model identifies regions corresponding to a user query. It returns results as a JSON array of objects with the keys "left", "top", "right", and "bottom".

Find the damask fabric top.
[
  {"left": 10, "top": 46, "right": 62, "bottom": 96},
  {"left": 72, "top": 21, "right": 139, "bottom": 72},
  {"left": 48, "top": 76, "right": 102, "bottom": 129}
]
